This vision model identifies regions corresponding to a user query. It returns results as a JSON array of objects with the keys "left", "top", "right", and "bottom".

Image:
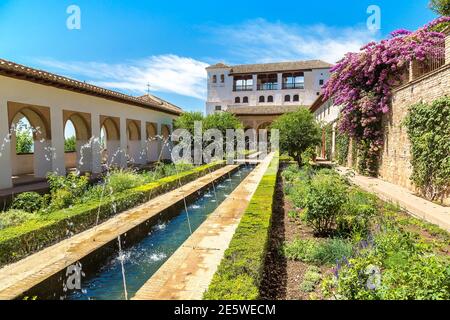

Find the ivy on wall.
[
  {"left": 335, "top": 131, "right": 350, "bottom": 166},
  {"left": 404, "top": 96, "right": 450, "bottom": 202}
]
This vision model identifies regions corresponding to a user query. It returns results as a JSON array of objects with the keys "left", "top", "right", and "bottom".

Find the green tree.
[
  {"left": 203, "top": 112, "right": 243, "bottom": 135},
  {"left": 271, "top": 108, "right": 321, "bottom": 165},
  {"left": 430, "top": 0, "right": 450, "bottom": 16},
  {"left": 16, "top": 130, "right": 33, "bottom": 154},
  {"left": 64, "top": 136, "right": 76, "bottom": 152},
  {"left": 174, "top": 111, "right": 204, "bottom": 135}
]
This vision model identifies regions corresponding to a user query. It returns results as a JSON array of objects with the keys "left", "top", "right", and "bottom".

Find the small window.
[
  {"left": 316, "top": 92, "right": 320, "bottom": 96},
  {"left": 293, "top": 95, "right": 299, "bottom": 102},
  {"left": 212, "top": 75, "right": 217, "bottom": 83},
  {"left": 267, "top": 95, "right": 274, "bottom": 103},
  {"left": 243, "top": 96, "right": 249, "bottom": 103},
  {"left": 215, "top": 105, "right": 222, "bottom": 111},
  {"left": 284, "top": 95, "right": 291, "bottom": 102},
  {"left": 259, "top": 96, "right": 265, "bottom": 103},
  {"left": 235, "top": 97, "right": 241, "bottom": 104},
  {"left": 221, "top": 74, "right": 225, "bottom": 83},
  {"left": 319, "top": 79, "right": 324, "bottom": 86}
]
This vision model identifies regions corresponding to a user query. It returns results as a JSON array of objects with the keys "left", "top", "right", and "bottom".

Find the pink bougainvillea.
[{"left": 323, "top": 17, "right": 450, "bottom": 175}]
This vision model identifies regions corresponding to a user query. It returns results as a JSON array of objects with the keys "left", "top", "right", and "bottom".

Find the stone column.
[
  {"left": 252, "top": 74, "right": 257, "bottom": 91},
  {"left": 50, "top": 107, "right": 66, "bottom": 176},
  {"left": 91, "top": 112, "right": 102, "bottom": 174},
  {"left": 119, "top": 117, "right": 128, "bottom": 168},
  {"left": 138, "top": 120, "right": 147, "bottom": 164},
  {"left": 0, "top": 99, "right": 13, "bottom": 189}
]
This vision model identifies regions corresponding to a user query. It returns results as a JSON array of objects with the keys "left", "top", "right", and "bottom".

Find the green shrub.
[
  {"left": 300, "top": 267, "right": 322, "bottom": 293},
  {"left": 0, "top": 210, "right": 36, "bottom": 230},
  {"left": 11, "top": 192, "right": 43, "bottom": 213},
  {"left": 105, "top": 170, "right": 145, "bottom": 194},
  {"left": 304, "top": 173, "right": 348, "bottom": 235},
  {"left": 337, "top": 188, "right": 378, "bottom": 238},
  {"left": 283, "top": 238, "right": 353, "bottom": 266}
]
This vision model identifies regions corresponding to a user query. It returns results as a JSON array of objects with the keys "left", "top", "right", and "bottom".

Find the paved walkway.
[
  {"left": 337, "top": 167, "right": 450, "bottom": 232},
  {"left": 132, "top": 153, "right": 274, "bottom": 300},
  {"left": 0, "top": 165, "right": 238, "bottom": 300}
]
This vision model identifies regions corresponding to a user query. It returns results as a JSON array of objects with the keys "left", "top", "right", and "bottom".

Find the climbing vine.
[
  {"left": 404, "top": 97, "right": 450, "bottom": 203},
  {"left": 335, "top": 131, "right": 350, "bottom": 166},
  {"left": 323, "top": 17, "right": 450, "bottom": 176}
]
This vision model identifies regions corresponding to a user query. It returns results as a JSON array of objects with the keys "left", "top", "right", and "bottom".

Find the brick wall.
[{"left": 378, "top": 64, "right": 450, "bottom": 202}]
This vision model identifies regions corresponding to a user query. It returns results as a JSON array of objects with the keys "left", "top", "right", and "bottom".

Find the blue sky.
[{"left": 0, "top": 0, "right": 438, "bottom": 119}]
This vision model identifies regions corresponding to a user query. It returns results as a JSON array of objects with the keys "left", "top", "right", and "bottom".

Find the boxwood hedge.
[{"left": 204, "top": 154, "right": 279, "bottom": 300}]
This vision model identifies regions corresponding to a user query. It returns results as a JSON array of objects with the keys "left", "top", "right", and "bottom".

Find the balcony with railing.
[
  {"left": 282, "top": 82, "right": 305, "bottom": 90},
  {"left": 257, "top": 83, "right": 278, "bottom": 90},
  {"left": 233, "top": 84, "right": 253, "bottom": 92},
  {"left": 396, "top": 42, "right": 446, "bottom": 87}
]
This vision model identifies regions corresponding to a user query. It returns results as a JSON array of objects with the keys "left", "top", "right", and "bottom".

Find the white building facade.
[{"left": 205, "top": 60, "right": 332, "bottom": 115}]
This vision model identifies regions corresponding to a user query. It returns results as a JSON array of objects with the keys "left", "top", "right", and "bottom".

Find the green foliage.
[
  {"left": 204, "top": 155, "right": 279, "bottom": 300},
  {"left": 174, "top": 112, "right": 204, "bottom": 135},
  {"left": 283, "top": 238, "right": 353, "bottom": 266},
  {"left": 337, "top": 187, "right": 377, "bottom": 238},
  {"left": 429, "top": 0, "right": 450, "bottom": 15},
  {"left": 11, "top": 192, "right": 44, "bottom": 213},
  {"left": 404, "top": 97, "right": 450, "bottom": 202},
  {"left": 323, "top": 124, "right": 333, "bottom": 160},
  {"left": 304, "top": 173, "right": 348, "bottom": 235},
  {"left": 203, "top": 111, "right": 243, "bottom": 134},
  {"left": 15, "top": 130, "right": 33, "bottom": 154},
  {"left": 271, "top": 108, "right": 321, "bottom": 165},
  {"left": 105, "top": 170, "right": 145, "bottom": 194},
  {"left": 335, "top": 130, "right": 350, "bottom": 166},
  {"left": 64, "top": 136, "right": 76, "bottom": 153},
  {"left": 46, "top": 172, "right": 90, "bottom": 211},
  {"left": 300, "top": 266, "right": 322, "bottom": 293},
  {"left": 0, "top": 210, "right": 36, "bottom": 230}
]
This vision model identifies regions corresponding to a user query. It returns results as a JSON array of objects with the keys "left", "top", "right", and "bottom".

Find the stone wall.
[{"left": 378, "top": 64, "right": 450, "bottom": 200}]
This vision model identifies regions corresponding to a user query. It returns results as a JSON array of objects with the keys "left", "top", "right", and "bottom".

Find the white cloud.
[
  {"left": 36, "top": 55, "right": 209, "bottom": 100},
  {"left": 206, "top": 19, "right": 378, "bottom": 64}
]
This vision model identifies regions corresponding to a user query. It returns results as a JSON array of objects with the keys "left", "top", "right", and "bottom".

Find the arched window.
[
  {"left": 212, "top": 75, "right": 217, "bottom": 83},
  {"left": 267, "top": 96, "right": 274, "bottom": 103},
  {"left": 259, "top": 96, "right": 265, "bottom": 103},
  {"left": 293, "top": 95, "right": 299, "bottom": 102},
  {"left": 235, "top": 97, "right": 241, "bottom": 104},
  {"left": 285, "top": 95, "right": 291, "bottom": 102},
  {"left": 243, "top": 96, "right": 249, "bottom": 103},
  {"left": 221, "top": 74, "right": 225, "bottom": 83}
]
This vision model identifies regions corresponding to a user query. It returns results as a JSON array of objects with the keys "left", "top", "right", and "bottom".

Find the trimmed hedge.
[
  {"left": 0, "top": 162, "right": 224, "bottom": 267},
  {"left": 204, "top": 154, "right": 279, "bottom": 300}
]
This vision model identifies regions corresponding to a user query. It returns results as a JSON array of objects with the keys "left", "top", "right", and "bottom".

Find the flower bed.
[
  {"left": 0, "top": 162, "right": 224, "bottom": 267},
  {"left": 203, "top": 154, "right": 279, "bottom": 300},
  {"left": 261, "top": 164, "right": 450, "bottom": 300}
]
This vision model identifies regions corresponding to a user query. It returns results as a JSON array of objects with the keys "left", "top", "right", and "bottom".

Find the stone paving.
[
  {"left": 337, "top": 166, "right": 450, "bottom": 232},
  {"left": 0, "top": 165, "right": 238, "bottom": 300},
  {"left": 132, "top": 153, "right": 274, "bottom": 300}
]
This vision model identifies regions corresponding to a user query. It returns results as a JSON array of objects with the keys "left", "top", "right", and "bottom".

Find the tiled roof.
[
  {"left": 229, "top": 60, "right": 332, "bottom": 75},
  {"left": 227, "top": 105, "right": 305, "bottom": 115},
  {"left": 0, "top": 58, "right": 183, "bottom": 116},
  {"left": 206, "top": 63, "right": 230, "bottom": 70}
]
